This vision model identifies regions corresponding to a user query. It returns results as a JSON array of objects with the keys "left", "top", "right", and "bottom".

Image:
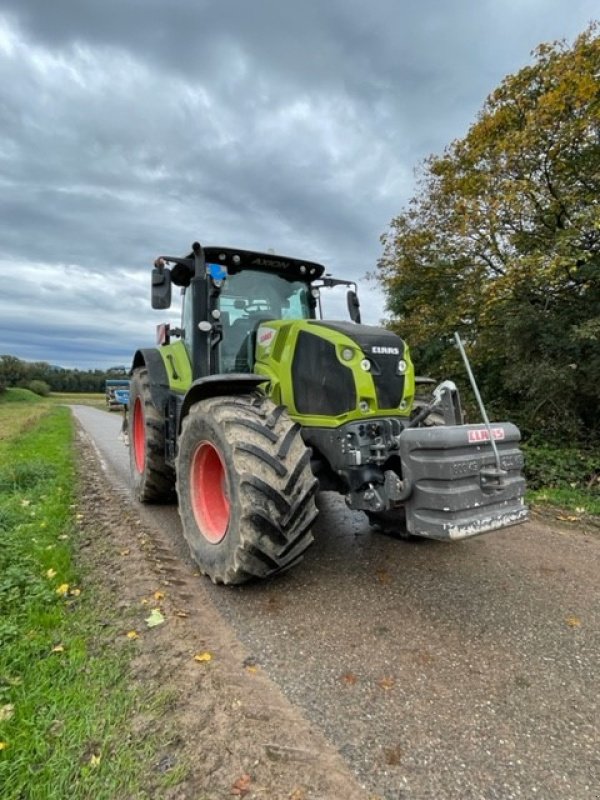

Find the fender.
[
  {"left": 179, "top": 373, "right": 269, "bottom": 432},
  {"left": 130, "top": 348, "right": 171, "bottom": 413}
]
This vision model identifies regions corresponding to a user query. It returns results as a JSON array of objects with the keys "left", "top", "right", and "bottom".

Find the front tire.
[
  {"left": 129, "top": 367, "right": 175, "bottom": 502},
  {"left": 177, "top": 394, "right": 318, "bottom": 584}
]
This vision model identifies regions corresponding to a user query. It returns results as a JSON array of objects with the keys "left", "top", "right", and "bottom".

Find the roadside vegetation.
[
  {"left": 0, "top": 389, "right": 156, "bottom": 798},
  {"left": 377, "top": 24, "right": 600, "bottom": 518}
]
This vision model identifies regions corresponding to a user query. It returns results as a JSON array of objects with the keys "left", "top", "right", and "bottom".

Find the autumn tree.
[{"left": 377, "top": 25, "right": 600, "bottom": 440}]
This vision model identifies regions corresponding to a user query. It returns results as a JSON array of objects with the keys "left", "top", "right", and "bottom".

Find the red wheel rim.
[
  {"left": 133, "top": 397, "right": 146, "bottom": 474},
  {"left": 190, "top": 441, "right": 230, "bottom": 543}
]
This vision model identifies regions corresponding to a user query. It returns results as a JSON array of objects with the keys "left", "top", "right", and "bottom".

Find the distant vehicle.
[{"left": 105, "top": 379, "right": 130, "bottom": 411}]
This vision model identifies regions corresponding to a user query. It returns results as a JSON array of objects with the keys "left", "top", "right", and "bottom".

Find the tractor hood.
[
  {"left": 310, "top": 320, "right": 407, "bottom": 357},
  {"left": 253, "top": 318, "right": 415, "bottom": 426}
]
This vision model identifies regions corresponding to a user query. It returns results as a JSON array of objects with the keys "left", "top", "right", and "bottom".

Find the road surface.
[{"left": 72, "top": 406, "right": 599, "bottom": 800}]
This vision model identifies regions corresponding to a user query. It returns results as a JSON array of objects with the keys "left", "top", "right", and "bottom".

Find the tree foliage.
[
  {"left": 377, "top": 25, "right": 600, "bottom": 441},
  {"left": 0, "top": 355, "right": 116, "bottom": 394}
]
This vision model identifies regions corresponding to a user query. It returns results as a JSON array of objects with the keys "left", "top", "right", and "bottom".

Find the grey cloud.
[{"left": 0, "top": 2, "right": 597, "bottom": 367}]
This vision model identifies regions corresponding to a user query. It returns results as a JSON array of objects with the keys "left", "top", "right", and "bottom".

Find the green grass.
[
  {"left": 528, "top": 487, "right": 600, "bottom": 517},
  {"left": 0, "top": 387, "right": 43, "bottom": 404},
  {"left": 0, "top": 401, "right": 155, "bottom": 798}
]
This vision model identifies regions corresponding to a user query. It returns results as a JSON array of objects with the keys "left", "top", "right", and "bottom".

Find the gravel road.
[{"left": 71, "top": 405, "right": 599, "bottom": 800}]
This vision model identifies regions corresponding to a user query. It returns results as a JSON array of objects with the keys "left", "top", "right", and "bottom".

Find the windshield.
[{"left": 218, "top": 269, "right": 312, "bottom": 372}]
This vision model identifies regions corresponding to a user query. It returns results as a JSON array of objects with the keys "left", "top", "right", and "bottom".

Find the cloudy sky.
[{"left": 0, "top": 1, "right": 597, "bottom": 369}]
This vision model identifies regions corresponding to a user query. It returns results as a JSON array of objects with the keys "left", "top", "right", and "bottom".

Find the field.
[
  {"left": 49, "top": 391, "right": 108, "bottom": 411},
  {"left": 0, "top": 389, "right": 161, "bottom": 798}
]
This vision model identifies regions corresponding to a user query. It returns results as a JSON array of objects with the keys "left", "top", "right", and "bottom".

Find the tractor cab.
[
  {"left": 217, "top": 268, "right": 315, "bottom": 372},
  {"left": 152, "top": 242, "right": 361, "bottom": 379}
]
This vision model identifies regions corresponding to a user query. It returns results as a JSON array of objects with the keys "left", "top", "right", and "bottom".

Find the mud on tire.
[
  {"left": 176, "top": 393, "right": 318, "bottom": 584},
  {"left": 129, "top": 367, "right": 175, "bottom": 502}
]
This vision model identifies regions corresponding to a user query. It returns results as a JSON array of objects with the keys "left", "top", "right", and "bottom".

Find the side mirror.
[
  {"left": 347, "top": 290, "right": 361, "bottom": 324},
  {"left": 151, "top": 266, "right": 172, "bottom": 309}
]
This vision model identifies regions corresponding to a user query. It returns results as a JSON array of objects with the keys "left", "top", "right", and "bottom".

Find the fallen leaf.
[
  {"left": 289, "top": 789, "right": 306, "bottom": 800},
  {"left": 0, "top": 742, "right": 8, "bottom": 751},
  {"left": 52, "top": 644, "right": 65, "bottom": 653},
  {"left": 375, "top": 569, "right": 391, "bottom": 584},
  {"left": 58, "top": 534, "right": 69, "bottom": 540},
  {"left": 231, "top": 773, "right": 251, "bottom": 796},
  {"left": 556, "top": 515, "right": 580, "bottom": 522},
  {"left": 119, "top": 549, "right": 130, "bottom": 556},
  {"left": 194, "top": 651, "right": 213, "bottom": 663},
  {"left": 89, "top": 753, "right": 101, "bottom": 768},
  {"left": 145, "top": 608, "right": 165, "bottom": 628},
  {"left": 153, "top": 591, "right": 165, "bottom": 601},
  {"left": 0, "top": 705, "right": 14, "bottom": 722},
  {"left": 46, "top": 568, "right": 57, "bottom": 579},
  {"left": 565, "top": 615, "right": 582, "bottom": 628},
  {"left": 245, "top": 665, "right": 258, "bottom": 674},
  {"left": 126, "top": 630, "right": 139, "bottom": 640},
  {"left": 55, "top": 583, "right": 69, "bottom": 596},
  {"left": 174, "top": 610, "right": 188, "bottom": 618},
  {"left": 75, "top": 514, "right": 84, "bottom": 521},
  {"left": 383, "top": 743, "right": 403, "bottom": 766},
  {"left": 21, "top": 499, "right": 31, "bottom": 507},
  {"left": 49, "top": 719, "right": 64, "bottom": 737},
  {"left": 378, "top": 676, "right": 396, "bottom": 691},
  {"left": 340, "top": 672, "right": 358, "bottom": 686},
  {"left": 70, "top": 588, "right": 81, "bottom": 597},
  {"left": 140, "top": 598, "right": 149, "bottom": 605}
]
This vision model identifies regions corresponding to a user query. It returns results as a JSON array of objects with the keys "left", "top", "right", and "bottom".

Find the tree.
[{"left": 377, "top": 25, "right": 600, "bottom": 440}]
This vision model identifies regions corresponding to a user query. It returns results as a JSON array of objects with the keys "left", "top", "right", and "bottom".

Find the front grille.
[
  {"left": 369, "top": 355, "right": 405, "bottom": 409},
  {"left": 292, "top": 331, "right": 356, "bottom": 416}
]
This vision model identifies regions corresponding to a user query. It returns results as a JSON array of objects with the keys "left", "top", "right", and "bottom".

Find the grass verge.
[{"left": 0, "top": 399, "right": 152, "bottom": 798}]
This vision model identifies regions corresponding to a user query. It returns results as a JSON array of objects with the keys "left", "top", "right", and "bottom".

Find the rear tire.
[
  {"left": 177, "top": 393, "right": 318, "bottom": 584},
  {"left": 129, "top": 367, "right": 175, "bottom": 502}
]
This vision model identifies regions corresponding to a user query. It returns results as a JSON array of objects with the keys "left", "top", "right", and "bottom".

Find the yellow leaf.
[
  {"left": 565, "top": 615, "right": 582, "bottom": 628},
  {"left": 145, "top": 609, "right": 165, "bottom": 627},
  {"left": 55, "top": 583, "right": 69, "bottom": 596},
  {"left": 153, "top": 591, "right": 165, "bottom": 601},
  {"left": 245, "top": 665, "right": 258, "bottom": 674},
  {"left": 126, "top": 630, "right": 139, "bottom": 640},
  {"left": 378, "top": 676, "right": 396, "bottom": 691},
  {"left": 52, "top": 644, "right": 64, "bottom": 653},
  {"left": 119, "top": 549, "right": 130, "bottom": 556},
  {"left": 70, "top": 588, "right": 81, "bottom": 597},
  {"left": 194, "top": 651, "right": 212, "bottom": 663},
  {"left": 0, "top": 742, "right": 8, "bottom": 751},
  {"left": 89, "top": 754, "right": 101, "bottom": 767},
  {"left": 231, "top": 773, "right": 251, "bottom": 796},
  {"left": 46, "top": 568, "right": 57, "bottom": 579},
  {"left": 21, "top": 499, "right": 30, "bottom": 507},
  {"left": 0, "top": 705, "right": 14, "bottom": 722}
]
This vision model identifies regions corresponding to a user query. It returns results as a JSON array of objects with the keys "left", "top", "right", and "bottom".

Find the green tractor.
[{"left": 129, "top": 242, "right": 527, "bottom": 584}]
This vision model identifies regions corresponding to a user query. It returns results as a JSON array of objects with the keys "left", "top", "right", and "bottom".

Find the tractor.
[{"left": 129, "top": 242, "right": 527, "bottom": 584}]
